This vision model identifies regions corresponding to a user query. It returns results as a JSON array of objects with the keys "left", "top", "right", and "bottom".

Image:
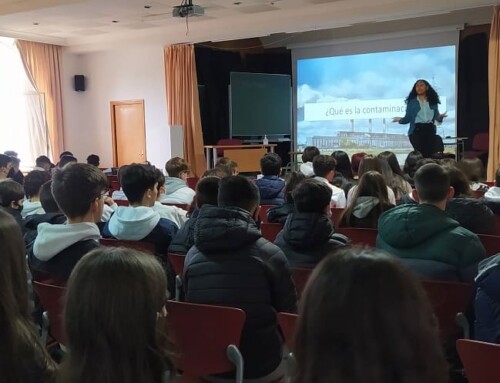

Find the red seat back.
[
  {"left": 258, "top": 204, "right": 276, "bottom": 224},
  {"left": 331, "top": 208, "right": 345, "bottom": 227},
  {"left": 33, "top": 281, "right": 67, "bottom": 345},
  {"left": 166, "top": 301, "right": 246, "bottom": 377},
  {"left": 472, "top": 133, "right": 489, "bottom": 152},
  {"left": 260, "top": 222, "right": 283, "bottom": 242},
  {"left": 99, "top": 238, "right": 156, "bottom": 254},
  {"left": 216, "top": 139, "right": 243, "bottom": 157},
  {"left": 478, "top": 234, "right": 500, "bottom": 257},
  {"left": 456, "top": 339, "right": 500, "bottom": 383},
  {"left": 277, "top": 312, "right": 298, "bottom": 351},
  {"left": 114, "top": 199, "right": 129, "bottom": 206},
  {"left": 291, "top": 267, "right": 313, "bottom": 298},
  {"left": 168, "top": 252, "right": 185, "bottom": 276},
  {"left": 186, "top": 177, "right": 199, "bottom": 191},
  {"left": 336, "top": 227, "right": 377, "bottom": 247},
  {"left": 421, "top": 280, "right": 474, "bottom": 338}
]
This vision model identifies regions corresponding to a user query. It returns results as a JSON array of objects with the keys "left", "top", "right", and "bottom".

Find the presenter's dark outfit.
[{"left": 398, "top": 98, "right": 444, "bottom": 158}]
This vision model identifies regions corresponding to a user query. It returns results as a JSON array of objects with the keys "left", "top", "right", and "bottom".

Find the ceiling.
[{"left": 0, "top": 0, "right": 496, "bottom": 52}]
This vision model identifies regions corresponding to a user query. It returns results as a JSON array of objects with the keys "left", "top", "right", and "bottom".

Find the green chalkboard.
[{"left": 230, "top": 72, "right": 292, "bottom": 137}]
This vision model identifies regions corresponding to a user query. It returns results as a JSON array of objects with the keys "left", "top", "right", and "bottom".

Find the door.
[{"left": 110, "top": 100, "right": 146, "bottom": 167}]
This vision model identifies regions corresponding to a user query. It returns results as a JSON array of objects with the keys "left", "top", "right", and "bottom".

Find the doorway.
[{"left": 110, "top": 100, "right": 146, "bottom": 167}]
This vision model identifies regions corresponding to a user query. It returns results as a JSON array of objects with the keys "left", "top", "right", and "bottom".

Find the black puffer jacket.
[
  {"left": 446, "top": 198, "right": 496, "bottom": 235},
  {"left": 184, "top": 205, "right": 297, "bottom": 379},
  {"left": 267, "top": 202, "right": 295, "bottom": 224},
  {"left": 399, "top": 194, "right": 496, "bottom": 235},
  {"left": 274, "top": 212, "right": 348, "bottom": 268},
  {"left": 168, "top": 209, "right": 200, "bottom": 254}
]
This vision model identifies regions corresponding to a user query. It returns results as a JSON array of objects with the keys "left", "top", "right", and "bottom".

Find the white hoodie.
[
  {"left": 33, "top": 222, "right": 101, "bottom": 261},
  {"left": 22, "top": 200, "right": 45, "bottom": 218},
  {"left": 106, "top": 206, "right": 161, "bottom": 240},
  {"left": 152, "top": 201, "right": 188, "bottom": 228},
  {"left": 484, "top": 186, "right": 500, "bottom": 202}
]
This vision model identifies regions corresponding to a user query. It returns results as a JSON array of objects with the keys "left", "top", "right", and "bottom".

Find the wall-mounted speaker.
[{"left": 74, "top": 75, "right": 85, "bottom": 92}]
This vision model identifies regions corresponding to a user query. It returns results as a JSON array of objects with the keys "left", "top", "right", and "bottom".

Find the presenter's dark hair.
[
  {"left": 196, "top": 176, "right": 220, "bottom": 208},
  {"left": 292, "top": 179, "right": 332, "bottom": 214},
  {"left": 405, "top": 79, "right": 440, "bottom": 105},
  {"left": 294, "top": 247, "right": 448, "bottom": 383},
  {"left": 218, "top": 175, "right": 259, "bottom": 213},
  {"left": 312, "top": 155, "right": 336, "bottom": 178},
  {"left": 331, "top": 151, "right": 353, "bottom": 179},
  {"left": 414, "top": 163, "right": 450, "bottom": 203},
  {"left": 302, "top": 146, "right": 320, "bottom": 163},
  {"left": 260, "top": 153, "right": 282, "bottom": 176},
  {"left": 121, "top": 164, "right": 157, "bottom": 204}
]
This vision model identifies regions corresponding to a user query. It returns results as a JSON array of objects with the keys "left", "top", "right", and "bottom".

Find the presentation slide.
[{"left": 296, "top": 45, "right": 456, "bottom": 162}]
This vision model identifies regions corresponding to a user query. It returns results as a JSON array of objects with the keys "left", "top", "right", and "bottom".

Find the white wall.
[{"left": 62, "top": 43, "right": 171, "bottom": 169}]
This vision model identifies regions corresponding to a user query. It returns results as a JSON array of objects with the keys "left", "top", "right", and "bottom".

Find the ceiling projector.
[{"left": 173, "top": 3, "right": 204, "bottom": 17}]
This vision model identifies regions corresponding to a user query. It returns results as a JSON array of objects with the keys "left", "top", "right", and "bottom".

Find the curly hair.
[{"left": 405, "top": 79, "right": 441, "bottom": 105}]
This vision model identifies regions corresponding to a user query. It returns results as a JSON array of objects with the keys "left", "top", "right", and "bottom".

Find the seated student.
[
  {"left": 340, "top": 171, "right": 395, "bottom": 228},
  {"left": 0, "top": 154, "right": 13, "bottom": 180},
  {"left": 160, "top": 157, "right": 195, "bottom": 205},
  {"left": 0, "top": 179, "right": 25, "bottom": 231},
  {"left": 331, "top": 150, "right": 356, "bottom": 196},
  {"left": 403, "top": 150, "right": 424, "bottom": 187},
  {"left": 312, "top": 155, "right": 347, "bottom": 208},
  {"left": 60, "top": 247, "right": 174, "bottom": 383},
  {"left": 22, "top": 170, "right": 51, "bottom": 218},
  {"left": 474, "top": 253, "right": 500, "bottom": 345},
  {"left": 377, "top": 151, "right": 413, "bottom": 200},
  {"left": 347, "top": 157, "right": 396, "bottom": 205},
  {"left": 299, "top": 146, "right": 319, "bottom": 177},
  {"left": 86, "top": 154, "right": 100, "bottom": 167},
  {"left": 103, "top": 164, "right": 178, "bottom": 254},
  {"left": 34, "top": 155, "right": 54, "bottom": 172},
  {"left": 457, "top": 157, "right": 489, "bottom": 192},
  {"left": 184, "top": 176, "right": 297, "bottom": 381},
  {"left": 215, "top": 157, "right": 239, "bottom": 176},
  {"left": 294, "top": 247, "right": 448, "bottom": 383},
  {"left": 169, "top": 176, "right": 220, "bottom": 254},
  {"left": 7, "top": 156, "right": 24, "bottom": 185},
  {"left": 0, "top": 210, "right": 56, "bottom": 383},
  {"left": 377, "top": 163, "right": 486, "bottom": 283},
  {"left": 350, "top": 152, "right": 367, "bottom": 180},
  {"left": 57, "top": 155, "right": 78, "bottom": 169},
  {"left": 24, "top": 180, "right": 66, "bottom": 246},
  {"left": 274, "top": 179, "right": 348, "bottom": 268},
  {"left": 111, "top": 165, "right": 129, "bottom": 201},
  {"left": 483, "top": 165, "right": 500, "bottom": 214},
  {"left": 399, "top": 158, "right": 436, "bottom": 205},
  {"left": 444, "top": 166, "right": 495, "bottom": 235},
  {"left": 28, "top": 163, "right": 108, "bottom": 282},
  {"left": 267, "top": 171, "right": 305, "bottom": 224},
  {"left": 151, "top": 168, "right": 188, "bottom": 228},
  {"left": 256, "top": 153, "right": 285, "bottom": 205}
]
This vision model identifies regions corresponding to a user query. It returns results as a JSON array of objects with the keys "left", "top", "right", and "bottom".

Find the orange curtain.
[
  {"left": 488, "top": 6, "right": 500, "bottom": 180},
  {"left": 164, "top": 44, "right": 206, "bottom": 177},
  {"left": 15, "top": 40, "right": 64, "bottom": 160}
]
